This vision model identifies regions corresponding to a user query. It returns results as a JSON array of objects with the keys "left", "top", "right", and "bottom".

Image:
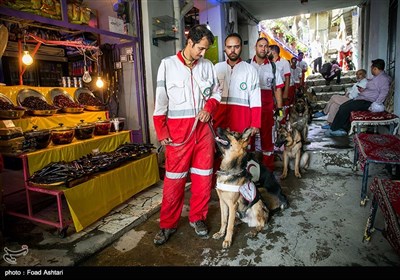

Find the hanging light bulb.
[
  {"left": 22, "top": 34, "right": 33, "bottom": 66},
  {"left": 206, "top": 0, "right": 211, "bottom": 31},
  {"left": 82, "top": 52, "right": 92, "bottom": 83},
  {"left": 22, "top": 50, "right": 33, "bottom": 65},
  {"left": 96, "top": 76, "right": 104, "bottom": 88},
  {"left": 82, "top": 68, "right": 92, "bottom": 83},
  {"left": 95, "top": 53, "right": 104, "bottom": 88}
]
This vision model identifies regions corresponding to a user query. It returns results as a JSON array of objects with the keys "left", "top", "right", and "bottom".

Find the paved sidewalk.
[
  {"left": 0, "top": 181, "right": 165, "bottom": 267},
  {"left": 1, "top": 123, "right": 399, "bottom": 268}
]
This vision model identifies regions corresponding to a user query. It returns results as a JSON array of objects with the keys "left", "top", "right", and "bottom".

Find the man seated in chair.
[{"left": 325, "top": 59, "right": 392, "bottom": 137}]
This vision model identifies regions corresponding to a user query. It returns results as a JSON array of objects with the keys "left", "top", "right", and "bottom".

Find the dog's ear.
[{"left": 287, "top": 122, "right": 292, "bottom": 132}]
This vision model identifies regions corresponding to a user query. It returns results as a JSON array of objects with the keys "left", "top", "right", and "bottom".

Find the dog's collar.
[
  {"left": 286, "top": 139, "right": 302, "bottom": 148},
  {"left": 216, "top": 182, "right": 240, "bottom": 192}
]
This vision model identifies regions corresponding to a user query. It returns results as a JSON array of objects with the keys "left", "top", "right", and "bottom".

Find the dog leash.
[{"left": 166, "top": 117, "right": 199, "bottom": 147}]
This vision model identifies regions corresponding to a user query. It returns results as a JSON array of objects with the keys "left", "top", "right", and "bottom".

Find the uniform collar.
[
  {"left": 227, "top": 57, "right": 243, "bottom": 68},
  {"left": 253, "top": 56, "right": 270, "bottom": 65},
  {"left": 177, "top": 51, "right": 199, "bottom": 67}
]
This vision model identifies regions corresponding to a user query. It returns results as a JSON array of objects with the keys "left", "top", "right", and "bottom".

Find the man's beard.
[
  {"left": 256, "top": 52, "right": 266, "bottom": 59},
  {"left": 227, "top": 52, "right": 241, "bottom": 61}
]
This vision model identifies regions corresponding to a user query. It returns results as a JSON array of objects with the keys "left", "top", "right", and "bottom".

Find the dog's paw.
[
  {"left": 295, "top": 172, "right": 302, "bottom": 178},
  {"left": 280, "top": 174, "right": 287, "bottom": 180},
  {"left": 212, "top": 232, "right": 225, "bottom": 240},
  {"left": 280, "top": 201, "right": 289, "bottom": 210},
  {"left": 222, "top": 239, "right": 232, "bottom": 248},
  {"left": 245, "top": 229, "right": 260, "bottom": 238}
]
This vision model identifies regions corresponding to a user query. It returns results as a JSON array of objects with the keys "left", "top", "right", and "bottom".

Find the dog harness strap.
[{"left": 216, "top": 183, "right": 240, "bottom": 192}]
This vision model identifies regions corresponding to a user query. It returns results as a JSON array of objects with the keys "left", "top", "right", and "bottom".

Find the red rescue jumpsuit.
[
  {"left": 153, "top": 52, "right": 221, "bottom": 229},
  {"left": 250, "top": 57, "right": 284, "bottom": 171}
]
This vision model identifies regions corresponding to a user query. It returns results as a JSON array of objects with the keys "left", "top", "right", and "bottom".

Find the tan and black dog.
[
  {"left": 275, "top": 124, "right": 310, "bottom": 179},
  {"left": 213, "top": 127, "right": 288, "bottom": 248},
  {"left": 289, "top": 97, "right": 310, "bottom": 143}
]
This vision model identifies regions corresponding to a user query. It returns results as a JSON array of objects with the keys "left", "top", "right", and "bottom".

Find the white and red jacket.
[
  {"left": 290, "top": 65, "right": 302, "bottom": 86},
  {"left": 250, "top": 57, "right": 284, "bottom": 91},
  {"left": 213, "top": 59, "right": 261, "bottom": 133},
  {"left": 275, "top": 57, "right": 291, "bottom": 83},
  {"left": 153, "top": 52, "right": 221, "bottom": 143}
]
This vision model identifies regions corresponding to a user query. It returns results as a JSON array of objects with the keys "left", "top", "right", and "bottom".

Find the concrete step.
[
  {"left": 311, "top": 83, "right": 352, "bottom": 93},
  {"left": 306, "top": 76, "right": 355, "bottom": 87},
  {"left": 314, "top": 91, "right": 346, "bottom": 102}
]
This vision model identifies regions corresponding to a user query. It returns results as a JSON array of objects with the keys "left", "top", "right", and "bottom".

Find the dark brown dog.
[
  {"left": 289, "top": 97, "right": 310, "bottom": 143},
  {"left": 275, "top": 124, "right": 309, "bottom": 179},
  {"left": 213, "top": 128, "right": 269, "bottom": 248}
]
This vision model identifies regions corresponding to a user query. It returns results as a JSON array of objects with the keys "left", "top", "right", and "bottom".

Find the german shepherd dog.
[
  {"left": 289, "top": 97, "right": 310, "bottom": 143},
  {"left": 213, "top": 127, "right": 288, "bottom": 248},
  {"left": 275, "top": 124, "right": 310, "bottom": 179}
]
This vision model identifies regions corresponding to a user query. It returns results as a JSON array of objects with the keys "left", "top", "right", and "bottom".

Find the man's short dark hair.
[
  {"left": 269, "top": 44, "right": 280, "bottom": 55},
  {"left": 371, "top": 59, "right": 385, "bottom": 70},
  {"left": 225, "top": 33, "right": 242, "bottom": 46},
  {"left": 256, "top": 37, "right": 269, "bottom": 45},
  {"left": 187, "top": 24, "right": 214, "bottom": 46}
]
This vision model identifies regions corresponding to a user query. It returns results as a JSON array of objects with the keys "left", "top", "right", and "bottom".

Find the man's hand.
[
  {"left": 160, "top": 138, "right": 172, "bottom": 145},
  {"left": 250, "top": 127, "right": 260, "bottom": 136},
  {"left": 197, "top": 110, "right": 211, "bottom": 123}
]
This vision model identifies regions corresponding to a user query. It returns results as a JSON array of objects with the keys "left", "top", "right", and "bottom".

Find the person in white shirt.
[
  {"left": 310, "top": 37, "right": 323, "bottom": 73},
  {"left": 315, "top": 69, "right": 367, "bottom": 129},
  {"left": 287, "top": 56, "right": 302, "bottom": 106},
  {"left": 269, "top": 44, "right": 291, "bottom": 107},
  {"left": 296, "top": 51, "right": 308, "bottom": 88}
]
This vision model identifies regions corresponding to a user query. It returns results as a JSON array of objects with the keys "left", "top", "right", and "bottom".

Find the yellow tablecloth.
[
  {"left": 63, "top": 153, "right": 159, "bottom": 232},
  {"left": 1, "top": 111, "right": 107, "bottom": 132},
  {"left": 25, "top": 130, "right": 131, "bottom": 175}
]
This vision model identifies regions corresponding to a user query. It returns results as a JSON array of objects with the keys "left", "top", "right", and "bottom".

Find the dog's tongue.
[{"left": 215, "top": 137, "right": 228, "bottom": 145}]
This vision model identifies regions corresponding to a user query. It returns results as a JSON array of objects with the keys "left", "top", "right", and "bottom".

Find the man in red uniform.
[
  {"left": 153, "top": 24, "right": 221, "bottom": 245},
  {"left": 250, "top": 38, "right": 284, "bottom": 171},
  {"left": 213, "top": 33, "right": 260, "bottom": 135},
  {"left": 212, "top": 33, "right": 261, "bottom": 182}
]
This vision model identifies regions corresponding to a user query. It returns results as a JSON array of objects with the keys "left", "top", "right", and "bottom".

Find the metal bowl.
[
  {"left": 94, "top": 119, "right": 111, "bottom": 135},
  {"left": 51, "top": 123, "right": 75, "bottom": 145},
  {"left": 17, "top": 88, "right": 47, "bottom": 106},
  {"left": 24, "top": 126, "right": 52, "bottom": 149},
  {"left": 74, "top": 88, "right": 105, "bottom": 110},
  {"left": 83, "top": 105, "right": 106, "bottom": 111},
  {"left": 0, "top": 92, "right": 15, "bottom": 106},
  {"left": 49, "top": 88, "right": 72, "bottom": 102},
  {"left": 50, "top": 88, "right": 83, "bottom": 113},
  {"left": 18, "top": 88, "right": 58, "bottom": 113},
  {"left": 61, "top": 107, "right": 85, "bottom": 113},
  {"left": 27, "top": 109, "right": 58, "bottom": 116},
  {"left": 75, "top": 120, "right": 95, "bottom": 140},
  {"left": 0, "top": 108, "right": 26, "bottom": 119}
]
